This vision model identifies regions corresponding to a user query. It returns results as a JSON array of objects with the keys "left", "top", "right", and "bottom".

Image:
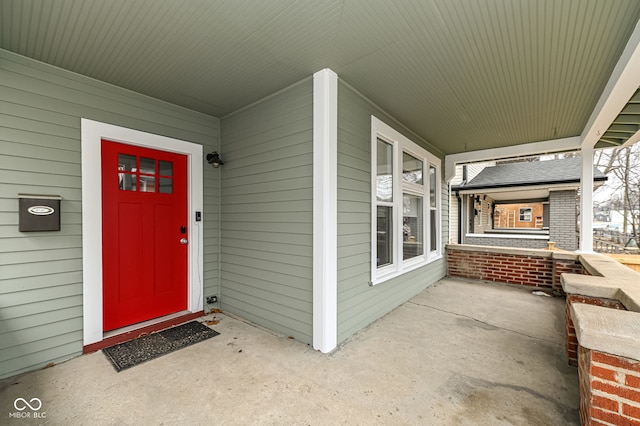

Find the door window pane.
[
  {"left": 376, "top": 139, "right": 393, "bottom": 202},
  {"left": 159, "top": 178, "right": 173, "bottom": 194},
  {"left": 158, "top": 161, "right": 173, "bottom": 194},
  {"left": 140, "top": 157, "right": 155, "bottom": 175},
  {"left": 403, "top": 152, "right": 423, "bottom": 184},
  {"left": 139, "top": 176, "right": 156, "bottom": 192},
  {"left": 376, "top": 206, "right": 393, "bottom": 267},
  {"left": 159, "top": 160, "right": 173, "bottom": 177},
  {"left": 118, "top": 154, "right": 136, "bottom": 172},
  {"left": 118, "top": 154, "right": 137, "bottom": 191},
  {"left": 403, "top": 194, "right": 423, "bottom": 259},
  {"left": 119, "top": 172, "right": 137, "bottom": 191}
]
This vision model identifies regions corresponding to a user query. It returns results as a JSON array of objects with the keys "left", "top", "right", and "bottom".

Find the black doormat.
[{"left": 102, "top": 321, "right": 219, "bottom": 372}]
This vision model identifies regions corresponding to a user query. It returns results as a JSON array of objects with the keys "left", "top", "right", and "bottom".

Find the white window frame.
[
  {"left": 519, "top": 207, "right": 533, "bottom": 222},
  {"left": 371, "top": 116, "right": 442, "bottom": 285}
]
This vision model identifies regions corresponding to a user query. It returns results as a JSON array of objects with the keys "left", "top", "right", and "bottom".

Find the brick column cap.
[
  {"left": 445, "top": 243, "right": 560, "bottom": 258},
  {"left": 562, "top": 274, "right": 620, "bottom": 299},
  {"left": 580, "top": 253, "right": 640, "bottom": 280},
  {"left": 571, "top": 303, "right": 640, "bottom": 362},
  {"left": 562, "top": 253, "right": 640, "bottom": 311}
]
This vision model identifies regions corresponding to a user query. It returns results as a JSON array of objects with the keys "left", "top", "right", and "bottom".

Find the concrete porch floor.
[{"left": 0, "top": 278, "right": 579, "bottom": 425}]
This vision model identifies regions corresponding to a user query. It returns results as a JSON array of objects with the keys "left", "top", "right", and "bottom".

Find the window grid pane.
[
  {"left": 519, "top": 208, "right": 532, "bottom": 222},
  {"left": 429, "top": 166, "right": 438, "bottom": 253},
  {"left": 429, "top": 166, "right": 437, "bottom": 208},
  {"left": 402, "top": 152, "right": 423, "bottom": 184},
  {"left": 376, "top": 139, "right": 393, "bottom": 202},
  {"left": 430, "top": 210, "right": 437, "bottom": 252},
  {"left": 403, "top": 194, "right": 423, "bottom": 260},
  {"left": 376, "top": 206, "right": 393, "bottom": 267}
]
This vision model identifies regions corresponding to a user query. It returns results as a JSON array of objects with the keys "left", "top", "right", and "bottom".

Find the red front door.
[{"left": 101, "top": 140, "right": 188, "bottom": 331}]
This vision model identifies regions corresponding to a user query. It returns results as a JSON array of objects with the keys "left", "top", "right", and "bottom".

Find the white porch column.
[
  {"left": 579, "top": 144, "right": 594, "bottom": 253},
  {"left": 577, "top": 14, "right": 640, "bottom": 253},
  {"left": 312, "top": 69, "right": 338, "bottom": 353}
]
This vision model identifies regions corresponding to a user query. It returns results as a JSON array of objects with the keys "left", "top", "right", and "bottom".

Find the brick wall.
[
  {"left": 448, "top": 245, "right": 584, "bottom": 293},
  {"left": 578, "top": 346, "right": 640, "bottom": 425},
  {"left": 565, "top": 295, "right": 626, "bottom": 366},
  {"left": 552, "top": 258, "right": 585, "bottom": 295},
  {"left": 549, "top": 190, "right": 578, "bottom": 251},
  {"left": 447, "top": 247, "right": 553, "bottom": 288}
]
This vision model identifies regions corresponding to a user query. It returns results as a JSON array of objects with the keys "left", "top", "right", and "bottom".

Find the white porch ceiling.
[{"left": 1, "top": 0, "right": 640, "bottom": 155}]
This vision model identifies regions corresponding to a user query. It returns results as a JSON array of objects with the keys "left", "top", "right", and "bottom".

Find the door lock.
[{"left": 180, "top": 238, "right": 188, "bottom": 244}]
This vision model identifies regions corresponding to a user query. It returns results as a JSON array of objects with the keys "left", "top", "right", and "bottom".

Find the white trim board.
[
  {"left": 81, "top": 119, "right": 204, "bottom": 346},
  {"left": 312, "top": 69, "right": 338, "bottom": 353}
]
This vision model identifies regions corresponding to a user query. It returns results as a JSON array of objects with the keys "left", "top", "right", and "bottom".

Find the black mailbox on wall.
[{"left": 18, "top": 194, "right": 62, "bottom": 232}]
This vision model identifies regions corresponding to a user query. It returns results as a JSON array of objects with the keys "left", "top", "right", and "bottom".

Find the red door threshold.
[{"left": 83, "top": 311, "right": 204, "bottom": 354}]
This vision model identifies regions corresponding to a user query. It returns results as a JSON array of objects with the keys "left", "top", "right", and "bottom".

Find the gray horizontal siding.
[
  {"left": 336, "top": 80, "right": 447, "bottom": 343},
  {"left": 220, "top": 78, "right": 313, "bottom": 344},
  {"left": 0, "top": 49, "right": 220, "bottom": 379}
]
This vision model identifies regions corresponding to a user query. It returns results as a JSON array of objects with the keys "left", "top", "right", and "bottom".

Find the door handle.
[{"left": 180, "top": 238, "right": 188, "bottom": 244}]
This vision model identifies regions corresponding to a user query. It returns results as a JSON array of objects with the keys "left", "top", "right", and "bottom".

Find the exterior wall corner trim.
[{"left": 312, "top": 69, "right": 338, "bottom": 353}]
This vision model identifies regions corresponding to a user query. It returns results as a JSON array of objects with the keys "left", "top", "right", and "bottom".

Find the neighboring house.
[{"left": 451, "top": 158, "right": 607, "bottom": 250}]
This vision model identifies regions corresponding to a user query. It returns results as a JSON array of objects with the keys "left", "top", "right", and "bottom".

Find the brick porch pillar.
[
  {"left": 571, "top": 303, "right": 640, "bottom": 425},
  {"left": 564, "top": 294, "right": 626, "bottom": 366}
]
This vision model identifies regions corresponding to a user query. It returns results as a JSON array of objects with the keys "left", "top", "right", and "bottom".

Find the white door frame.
[{"left": 81, "top": 119, "right": 204, "bottom": 346}]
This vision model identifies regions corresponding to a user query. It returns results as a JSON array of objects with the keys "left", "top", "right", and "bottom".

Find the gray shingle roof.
[{"left": 455, "top": 157, "right": 607, "bottom": 190}]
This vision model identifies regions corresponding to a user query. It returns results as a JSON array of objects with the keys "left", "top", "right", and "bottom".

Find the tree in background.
[{"left": 595, "top": 143, "right": 640, "bottom": 247}]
